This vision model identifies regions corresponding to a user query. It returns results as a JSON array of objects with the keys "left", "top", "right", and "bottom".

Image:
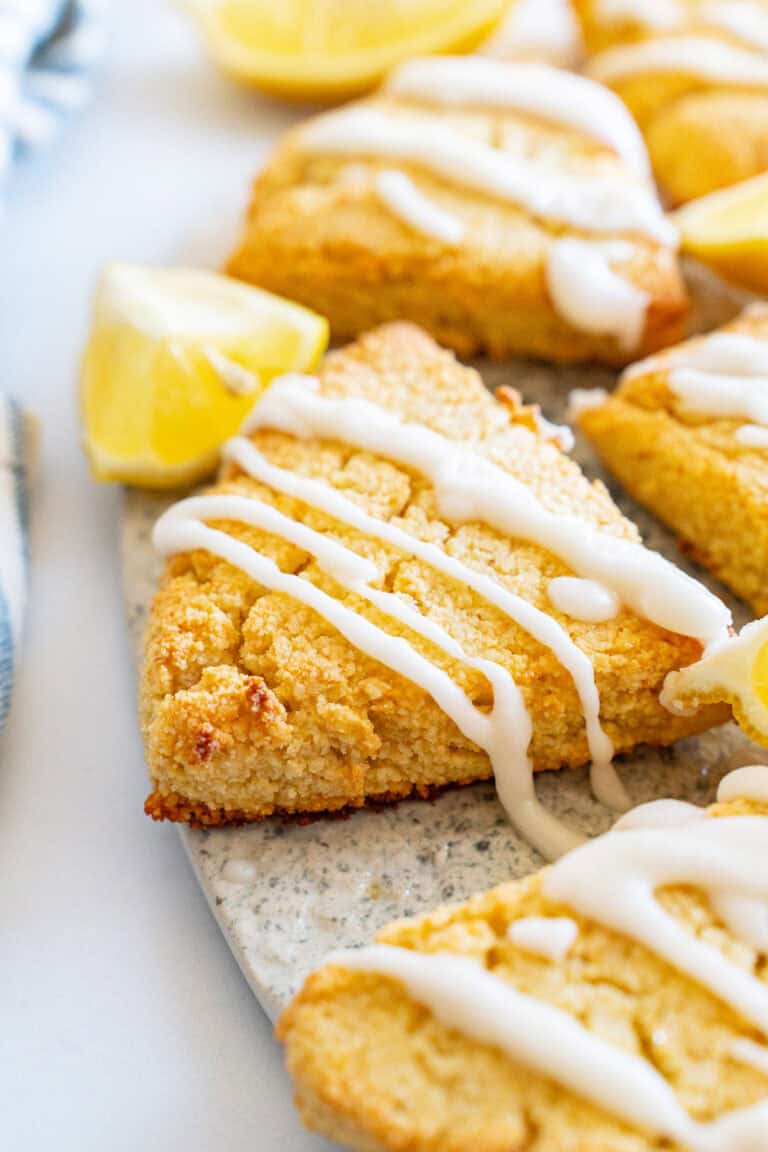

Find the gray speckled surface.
[{"left": 122, "top": 358, "right": 766, "bottom": 1023}]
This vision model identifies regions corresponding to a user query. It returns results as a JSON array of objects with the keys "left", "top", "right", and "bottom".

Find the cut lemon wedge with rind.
[
  {"left": 80, "top": 265, "right": 328, "bottom": 490},
  {"left": 675, "top": 172, "right": 768, "bottom": 296},
  {"left": 183, "top": 0, "right": 509, "bottom": 100},
  {"left": 661, "top": 616, "right": 768, "bottom": 747}
]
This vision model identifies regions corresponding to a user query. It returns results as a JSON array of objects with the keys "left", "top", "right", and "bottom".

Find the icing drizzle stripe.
[{"left": 243, "top": 375, "right": 730, "bottom": 645}]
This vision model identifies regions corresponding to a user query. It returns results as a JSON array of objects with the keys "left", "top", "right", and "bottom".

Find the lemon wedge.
[
  {"left": 661, "top": 617, "right": 768, "bottom": 747},
  {"left": 675, "top": 172, "right": 768, "bottom": 295},
  {"left": 183, "top": 0, "right": 508, "bottom": 100},
  {"left": 751, "top": 638, "right": 768, "bottom": 711},
  {"left": 80, "top": 265, "right": 328, "bottom": 489}
]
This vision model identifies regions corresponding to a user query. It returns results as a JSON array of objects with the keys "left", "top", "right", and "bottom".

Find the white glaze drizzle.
[
  {"left": 735, "top": 424, "right": 768, "bottom": 447},
  {"left": 596, "top": 0, "right": 683, "bottom": 29},
  {"left": 223, "top": 435, "right": 613, "bottom": 790},
  {"left": 702, "top": 1, "right": 768, "bottom": 51},
  {"left": 480, "top": 0, "right": 582, "bottom": 66},
  {"left": 718, "top": 764, "right": 768, "bottom": 804},
  {"left": 204, "top": 347, "right": 261, "bottom": 396},
  {"left": 243, "top": 375, "right": 731, "bottom": 645},
  {"left": 507, "top": 915, "right": 579, "bottom": 960},
  {"left": 301, "top": 106, "right": 674, "bottom": 243},
  {"left": 731, "top": 1037, "right": 768, "bottom": 1076},
  {"left": 386, "top": 57, "right": 650, "bottom": 177},
  {"left": 531, "top": 411, "right": 574, "bottom": 452},
  {"left": 328, "top": 937, "right": 768, "bottom": 1150},
  {"left": 154, "top": 492, "right": 583, "bottom": 860},
  {"left": 670, "top": 371, "right": 768, "bottom": 425},
  {"left": 613, "top": 798, "right": 706, "bottom": 830},
  {"left": 547, "top": 576, "right": 620, "bottom": 623},
  {"left": 374, "top": 169, "right": 465, "bottom": 244},
  {"left": 596, "top": 0, "right": 768, "bottom": 50},
  {"left": 325, "top": 766, "right": 768, "bottom": 1148},
  {"left": 543, "top": 814, "right": 768, "bottom": 1031},
  {"left": 590, "top": 35, "right": 768, "bottom": 88},
  {"left": 567, "top": 387, "right": 610, "bottom": 420},
  {"left": 627, "top": 331, "right": 768, "bottom": 428},
  {"left": 546, "top": 238, "right": 649, "bottom": 350}
]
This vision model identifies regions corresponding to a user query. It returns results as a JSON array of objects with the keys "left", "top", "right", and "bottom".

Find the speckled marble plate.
[{"left": 122, "top": 358, "right": 766, "bottom": 1023}]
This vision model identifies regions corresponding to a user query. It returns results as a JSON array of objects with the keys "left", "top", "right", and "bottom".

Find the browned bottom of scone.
[{"left": 144, "top": 777, "right": 482, "bottom": 828}]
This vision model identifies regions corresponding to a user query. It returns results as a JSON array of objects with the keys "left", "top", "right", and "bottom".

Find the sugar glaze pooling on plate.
[
  {"left": 298, "top": 58, "right": 675, "bottom": 349},
  {"left": 327, "top": 765, "right": 768, "bottom": 1151},
  {"left": 153, "top": 373, "right": 730, "bottom": 859}
]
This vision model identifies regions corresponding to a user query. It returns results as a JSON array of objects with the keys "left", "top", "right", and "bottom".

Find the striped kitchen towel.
[
  {"left": 0, "top": 0, "right": 103, "bottom": 187},
  {"left": 0, "top": 397, "right": 33, "bottom": 731}
]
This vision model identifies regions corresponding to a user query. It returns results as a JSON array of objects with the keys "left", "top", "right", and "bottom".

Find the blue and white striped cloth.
[
  {"left": 0, "top": 0, "right": 103, "bottom": 189},
  {"left": 0, "top": 398, "right": 32, "bottom": 731},
  {"left": 0, "top": 2, "right": 100, "bottom": 728}
]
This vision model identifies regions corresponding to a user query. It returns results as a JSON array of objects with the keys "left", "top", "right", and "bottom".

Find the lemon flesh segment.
[
  {"left": 675, "top": 172, "right": 768, "bottom": 295},
  {"left": 186, "top": 0, "right": 508, "bottom": 99},
  {"left": 81, "top": 265, "right": 329, "bottom": 490},
  {"left": 750, "top": 640, "right": 768, "bottom": 711}
]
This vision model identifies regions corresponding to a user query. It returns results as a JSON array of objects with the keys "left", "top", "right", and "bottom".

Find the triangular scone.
[
  {"left": 227, "top": 57, "right": 686, "bottom": 366},
  {"left": 574, "top": 0, "right": 768, "bottom": 204},
  {"left": 278, "top": 771, "right": 768, "bottom": 1151},
  {"left": 141, "top": 324, "right": 727, "bottom": 828},
  {"left": 579, "top": 305, "right": 768, "bottom": 617}
]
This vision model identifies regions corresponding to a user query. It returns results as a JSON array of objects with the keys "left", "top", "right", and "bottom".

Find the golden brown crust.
[
  {"left": 144, "top": 777, "right": 478, "bottom": 827},
  {"left": 227, "top": 87, "right": 687, "bottom": 364},
  {"left": 579, "top": 308, "right": 768, "bottom": 616},
  {"left": 141, "top": 323, "right": 727, "bottom": 824},
  {"left": 278, "top": 791, "right": 768, "bottom": 1151}
]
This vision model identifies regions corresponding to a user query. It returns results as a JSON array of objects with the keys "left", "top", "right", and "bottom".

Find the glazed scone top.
[
  {"left": 152, "top": 324, "right": 729, "bottom": 857},
  {"left": 617, "top": 304, "right": 768, "bottom": 453},
  {"left": 281, "top": 766, "right": 768, "bottom": 1151},
  {"left": 250, "top": 56, "right": 676, "bottom": 351},
  {"left": 579, "top": 0, "right": 768, "bottom": 128},
  {"left": 576, "top": 0, "right": 768, "bottom": 53}
]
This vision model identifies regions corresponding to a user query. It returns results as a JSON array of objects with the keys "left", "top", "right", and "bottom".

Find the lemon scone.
[
  {"left": 278, "top": 763, "right": 768, "bottom": 1152},
  {"left": 575, "top": 0, "right": 768, "bottom": 204},
  {"left": 227, "top": 56, "right": 686, "bottom": 365},
  {"left": 578, "top": 305, "right": 768, "bottom": 617},
  {"left": 141, "top": 323, "right": 729, "bottom": 853}
]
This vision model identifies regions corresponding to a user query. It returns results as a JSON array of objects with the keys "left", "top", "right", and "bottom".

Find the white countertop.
[{"left": 0, "top": 3, "right": 334, "bottom": 1148}]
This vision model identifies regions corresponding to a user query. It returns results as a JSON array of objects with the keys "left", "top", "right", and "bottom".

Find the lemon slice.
[
  {"left": 751, "top": 638, "right": 768, "bottom": 711},
  {"left": 80, "top": 265, "right": 328, "bottom": 489},
  {"left": 661, "top": 617, "right": 768, "bottom": 747},
  {"left": 183, "top": 0, "right": 508, "bottom": 100},
  {"left": 675, "top": 172, "right": 768, "bottom": 295}
]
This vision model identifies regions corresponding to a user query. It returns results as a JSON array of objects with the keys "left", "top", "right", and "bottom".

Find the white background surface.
[{"left": 1, "top": 3, "right": 334, "bottom": 1148}]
